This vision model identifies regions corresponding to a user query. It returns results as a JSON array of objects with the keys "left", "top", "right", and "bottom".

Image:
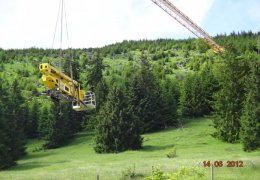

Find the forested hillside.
[{"left": 0, "top": 31, "right": 259, "bottom": 170}]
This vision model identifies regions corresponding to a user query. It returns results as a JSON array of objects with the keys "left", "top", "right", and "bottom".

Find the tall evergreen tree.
[
  {"left": 0, "top": 79, "right": 15, "bottom": 169},
  {"left": 240, "top": 54, "right": 260, "bottom": 151},
  {"left": 63, "top": 49, "right": 80, "bottom": 82},
  {"left": 180, "top": 73, "right": 202, "bottom": 117},
  {"left": 0, "top": 125, "right": 14, "bottom": 169},
  {"left": 25, "top": 100, "right": 39, "bottom": 138},
  {"left": 0, "top": 79, "right": 26, "bottom": 169},
  {"left": 213, "top": 52, "right": 250, "bottom": 143},
  {"left": 95, "top": 79, "right": 108, "bottom": 112},
  {"left": 87, "top": 52, "right": 103, "bottom": 91},
  {"left": 5, "top": 80, "right": 26, "bottom": 160},
  {"left": 180, "top": 64, "right": 217, "bottom": 117},
  {"left": 160, "top": 77, "right": 179, "bottom": 127},
  {"left": 43, "top": 102, "right": 72, "bottom": 149},
  {"left": 94, "top": 86, "right": 142, "bottom": 153},
  {"left": 38, "top": 102, "right": 79, "bottom": 149},
  {"left": 38, "top": 106, "right": 54, "bottom": 139},
  {"left": 128, "top": 56, "right": 167, "bottom": 132}
]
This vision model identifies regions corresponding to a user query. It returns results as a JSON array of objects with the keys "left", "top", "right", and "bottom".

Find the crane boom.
[{"left": 151, "top": 0, "right": 224, "bottom": 53}]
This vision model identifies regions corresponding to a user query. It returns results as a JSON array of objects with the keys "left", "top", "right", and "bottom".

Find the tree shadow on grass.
[
  {"left": 21, "top": 151, "right": 56, "bottom": 161},
  {"left": 9, "top": 154, "right": 69, "bottom": 171},
  {"left": 8, "top": 162, "right": 49, "bottom": 171},
  {"left": 141, "top": 144, "right": 175, "bottom": 152},
  {"left": 68, "top": 131, "right": 95, "bottom": 146}
]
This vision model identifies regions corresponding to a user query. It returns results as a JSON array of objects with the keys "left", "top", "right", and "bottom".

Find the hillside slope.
[{"left": 0, "top": 117, "right": 259, "bottom": 180}]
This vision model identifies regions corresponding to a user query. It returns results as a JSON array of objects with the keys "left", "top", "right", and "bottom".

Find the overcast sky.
[{"left": 0, "top": 0, "right": 259, "bottom": 49}]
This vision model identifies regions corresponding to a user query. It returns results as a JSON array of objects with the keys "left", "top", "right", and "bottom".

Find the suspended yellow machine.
[
  {"left": 39, "top": 63, "right": 95, "bottom": 111},
  {"left": 39, "top": 0, "right": 95, "bottom": 111},
  {"left": 151, "top": 0, "right": 225, "bottom": 53}
]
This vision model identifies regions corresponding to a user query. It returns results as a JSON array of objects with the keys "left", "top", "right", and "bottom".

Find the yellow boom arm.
[{"left": 151, "top": 0, "right": 224, "bottom": 53}]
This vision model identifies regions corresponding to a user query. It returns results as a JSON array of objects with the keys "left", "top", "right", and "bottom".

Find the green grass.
[{"left": 0, "top": 117, "right": 259, "bottom": 180}]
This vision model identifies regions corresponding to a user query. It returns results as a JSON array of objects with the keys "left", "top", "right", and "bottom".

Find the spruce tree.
[
  {"left": 180, "top": 65, "right": 217, "bottom": 117},
  {"left": 213, "top": 52, "right": 250, "bottom": 143},
  {"left": 160, "top": 77, "right": 179, "bottom": 127},
  {"left": 95, "top": 79, "right": 108, "bottom": 111},
  {"left": 38, "top": 102, "right": 76, "bottom": 149},
  {"left": 38, "top": 106, "right": 54, "bottom": 139},
  {"left": 0, "top": 79, "right": 14, "bottom": 169},
  {"left": 87, "top": 52, "right": 103, "bottom": 90},
  {"left": 94, "top": 86, "right": 142, "bottom": 153},
  {"left": 0, "top": 129, "right": 14, "bottom": 169},
  {"left": 43, "top": 102, "right": 72, "bottom": 149},
  {"left": 0, "top": 115, "right": 15, "bottom": 169},
  {"left": 128, "top": 55, "right": 167, "bottom": 132},
  {"left": 0, "top": 79, "right": 26, "bottom": 169},
  {"left": 25, "top": 100, "right": 39, "bottom": 138},
  {"left": 5, "top": 80, "right": 26, "bottom": 160},
  {"left": 240, "top": 54, "right": 260, "bottom": 151}
]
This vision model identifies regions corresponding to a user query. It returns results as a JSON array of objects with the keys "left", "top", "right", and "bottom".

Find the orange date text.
[{"left": 203, "top": 161, "right": 243, "bottom": 167}]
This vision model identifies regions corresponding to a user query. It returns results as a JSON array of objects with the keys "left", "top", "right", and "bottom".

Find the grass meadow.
[{"left": 0, "top": 117, "right": 259, "bottom": 180}]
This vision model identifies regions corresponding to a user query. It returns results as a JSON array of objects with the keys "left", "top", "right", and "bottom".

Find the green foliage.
[
  {"left": 160, "top": 77, "right": 179, "bottom": 127},
  {"left": 0, "top": 31, "right": 260, "bottom": 171},
  {"left": 0, "top": 78, "right": 26, "bottom": 169},
  {"left": 180, "top": 65, "right": 217, "bottom": 117},
  {"left": 120, "top": 165, "right": 144, "bottom": 180},
  {"left": 42, "top": 102, "right": 78, "bottom": 149},
  {"left": 145, "top": 166, "right": 205, "bottom": 180},
  {"left": 37, "top": 106, "right": 54, "bottom": 139},
  {"left": 166, "top": 147, "right": 177, "bottom": 158},
  {"left": 213, "top": 52, "right": 250, "bottom": 143},
  {"left": 94, "top": 86, "right": 143, "bottom": 153},
  {"left": 25, "top": 100, "right": 40, "bottom": 138},
  {"left": 86, "top": 52, "right": 103, "bottom": 90},
  {"left": 240, "top": 54, "right": 260, "bottom": 151},
  {"left": 0, "top": 140, "right": 15, "bottom": 170},
  {"left": 128, "top": 56, "right": 177, "bottom": 132},
  {"left": 195, "top": 39, "right": 210, "bottom": 53},
  {"left": 0, "top": 86, "right": 15, "bottom": 169},
  {"left": 95, "top": 79, "right": 109, "bottom": 111},
  {"left": 37, "top": 101, "right": 84, "bottom": 149},
  {"left": 1, "top": 117, "right": 260, "bottom": 179}
]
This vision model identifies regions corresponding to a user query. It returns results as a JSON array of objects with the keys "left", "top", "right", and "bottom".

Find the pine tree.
[
  {"left": 213, "top": 52, "right": 250, "bottom": 143},
  {"left": 43, "top": 102, "right": 72, "bottom": 149},
  {"left": 0, "top": 130, "right": 14, "bottom": 169},
  {"left": 63, "top": 50, "right": 80, "bottom": 82},
  {"left": 38, "top": 105, "right": 54, "bottom": 139},
  {"left": 38, "top": 102, "right": 76, "bottom": 149},
  {"left": 128, "top": 56, "right": 166, "bottom": 132},
  {"left": 95, "top": 79, "right": 108, "bottom": 111},
  {"left": 5, "top": 80, "right": 26, "bottom": 160},
  {"left": 94, "top": 86, "right": 143, "bottom": 153},
  {"left": 0, "top": 79, "right": 26, "bottom": 169},
  {"left": 25, "top": 101, "right": 39, "bottom": 138},
  {"left": 0, "top": 79, "right": 14, "bottom": 169},
  {"left": 180, "top": 64, "right": 217, "bottom": 117},
  {"left": 240, "top": 54, "right": 260, "bottom": 151},
  {"left": 160, "top": 77, "right": 179, "bottom": 127},
  {"left": 87, "top": 52, "right": 103, "bottom": 91}
]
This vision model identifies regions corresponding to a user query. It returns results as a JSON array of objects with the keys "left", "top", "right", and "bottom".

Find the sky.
[{"left": 0, "top": 0, "right": 259, "bottom": 49}]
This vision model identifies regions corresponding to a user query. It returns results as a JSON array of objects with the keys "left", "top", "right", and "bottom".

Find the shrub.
[
  {"left": 120, "top": 165, "right": 144, "bottom": 180},
  {"left": 166, "top": 147, "right": 177, "bottom": 158},
  {"left": 145, "top": 166, "right": 205, "bottom": 180}
]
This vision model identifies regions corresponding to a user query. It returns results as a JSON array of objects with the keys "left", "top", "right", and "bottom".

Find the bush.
[
  {"left": 121, "top": 167, "right": 136, "bottom": 180},
  {"left": 166, "top": 147, "right": 177, "bottom": 158},
  {"left": 120, "top": 166, "right": 144, "bottom": 180},
  {"left": 145, "top": 166, "right": 205, "bottom": 180}
]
